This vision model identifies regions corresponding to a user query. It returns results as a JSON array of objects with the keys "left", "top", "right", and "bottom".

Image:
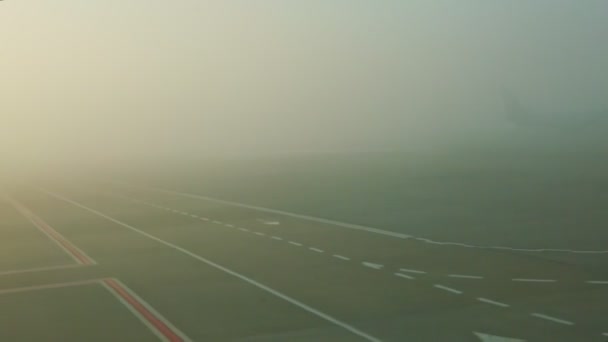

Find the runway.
[{"left": 1, "top": 183, "right": 606, "bottom": 341}]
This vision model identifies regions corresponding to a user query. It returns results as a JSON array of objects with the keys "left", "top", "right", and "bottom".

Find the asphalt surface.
[{"left": 1, "top": 183, "right": 607, "bottom": 341}]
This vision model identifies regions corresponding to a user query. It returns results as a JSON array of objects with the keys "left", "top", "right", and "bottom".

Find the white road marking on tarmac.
[
  {"left": 258, "top": 219, "right": 280, "bottom": 225},
  {"left": 474, "top": 332, "right": 525, "bottom": 341},
  {"left": 448, "top": 274, "right": 484, "bottom": 279},
  {"left": 271, "top": 236, "right": 283, "bottom": 241},
  {"left": 512, "top": 278, "right": 556, "bottom": 283},
  {"left": 399, "top": 268, "right": 426, "bottom": 274},
  {"left": 394, "top": 272, "right": 415, "bottom": 280},
  {"left": 254, "top": 232, "right": 265, "bottom": 236},
  {"left": 43, "top": 189, "right": 383, "bottom": 342},
  {"left": 289, "top": 241, "right": 303, "bottom": 247},
  {"left": 190, "top": 214, "right": 198, "bottom": 218},
  {"left": 309, "top": 247, "right": 324, "bottom": 253},
  {"left": 587, "top": 280, "right": 608, "bottom": 284},
  {"left": 530, "top": 313, "right": 574, "bottom": 325},
  {"left": 225, "top": 224, "right": 235, "bottom": 228},
  {"left": 477, "top": 297, "right": 510, "bottom": 308},
  {"left": 238, "top": 227, "right": 249, "bottom": 232},
  {"left": 0, "top": 264, "right": 84, "bottom": 277},
  {"left": 362, "top": 262, "right": 384, "bottom": 270},
  {"left": 113, "top": 183, "right": 608, "bottom": 254},
  {"left": 212, "top": 220, "right": 222, "bottom": 224},
  {"left": 433, "top": 284, "right": 463, "bottom": 294},
  {"left": 602, "top": 332, "right": 608, "bottom": 337},
  {"left": 333, "top": 254, "right": 350, "bottom": 261}
]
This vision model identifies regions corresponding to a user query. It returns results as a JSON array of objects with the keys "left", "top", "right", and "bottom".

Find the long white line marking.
[
  {"left": 602, "top": 332, "right": 608, "bottom": 337},
  {"left": 512, "top": 278, "right": 557, "bottom": 283},
  {"left": 0, "top": 264, "right": 84, "bottom": 277},
  {"left": 448, "top": 274, "right": 484, "bottom": 279},
  {"left": 433, "top": 284, "right": 463, "bottom": 295},
  {"left": 271, "top": 236, "right": 283, "bottom": 241},
  {"left": 41, "top": 189, "right": 383, "bottom": 342},
  {"left": 254, "top": 232, "right": 265, "bottom": 236},
  {"left": 309, "top": 247, "right": 324, "bottom": 253},
  {"left": 399, "top": 268, "right": 426, "bottom": 274},
  {"left": 586, "top": 280, "right": 608, "bottom": 285},
  {"left": 394, "top": 272, "right": 415, "bottom": 280},
  {"left": 238, "top": 227, "right": 249, "bottom": 232},
  {"left": 112, "top": 183, "right": 608, "bottom": 254},
  {"left": 0, "top": 278, "right": 102, "bottom": 295},
  {"left": 225, "top": 224, "right": 235, "bottom": 228},
  {"left": 333, "top": 254, "right": 350, "bottom": 261},
  {"left": 530, "top": 313, "right": 574, "bottom": 326},
  {"left": 477, "top": 297, "right": 510, "bottom": 308},
  {"left": 289, "top": 241, "right": 303, "bottom": 247}
]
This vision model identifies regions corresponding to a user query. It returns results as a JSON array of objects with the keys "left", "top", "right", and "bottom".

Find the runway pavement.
[{"left": 1, "top": 183, "right": 606, "bottom": 341}]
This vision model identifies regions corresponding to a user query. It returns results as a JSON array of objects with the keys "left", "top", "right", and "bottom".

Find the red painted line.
[
  {"left": 28, "top": 214, "right": 94, "bottom": 265},
  {"left": 103, "top": 279, "right": 184, "bottom": 342},
  {"left": 7, "top": 197, "right": 95, "bottom": 265}
]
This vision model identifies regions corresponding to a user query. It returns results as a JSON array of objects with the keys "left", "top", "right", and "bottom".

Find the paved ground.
[{"left": 1, "top": 183, "right": 607, "bottom": 341}]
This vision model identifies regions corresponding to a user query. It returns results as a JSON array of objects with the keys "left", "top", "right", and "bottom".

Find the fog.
[{"left": 2, "top": 0, "right": 607, "bottom": 176}]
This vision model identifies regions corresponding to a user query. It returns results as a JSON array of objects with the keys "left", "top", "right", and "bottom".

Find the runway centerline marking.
[
  {"left": 333, "top": 255, "right": 350, "bottom": 261},
  {"left": 288, "top": 241, "right": 303, "bottom": 247},
  {"left": 530, "top": 313, "right": 574, "bottom": 326},
  {"left": 309, "top": 247, "right": 324, "bottom": 253},
  {"left": 477, "top": 297, "right": 510, "bottom": 308},
  {"left": 394, "top": 273, "right": 415, "bottom": 280},
  {"left": 512, "top": 278, "right": 557, "bottom": 283},
  {"left": 110, "top": 183, "right": 608, "bottom": 254},
  {"left": 448, "top": 274, "right": 484, "bottom": 279},
  {"left": 433, "top": 284, "right": 463, "bottom": 295},
  {"left": 43, "top": 189, "right": 382, "bottom": 342}
]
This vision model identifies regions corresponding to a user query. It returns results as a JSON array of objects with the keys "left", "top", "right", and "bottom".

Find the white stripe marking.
[
  {"left": 587, "top": 280, "right": 608, "bottom": 285},
  {"left": 531, "top": 313, "right": 574, "bottom": 325},
  {"left": 602, "top": 333, "right": 608, "bottom": 337},
  {"left": 289, "top": 241, "right": 303, "bottom": 247},
  {"left": 224, "top": 224, "right": 235, "bottom": 228},
  {"left": 254, "top": 232, "right": 265, "bottom": 236},
  {"left": 394, "top": 272, "right": 415, "bottom": 280},
  {"left": 333, "top": 254, "right": 350, "bottom": 261},
  {"left": 477, "top": 297, "right": 510, "bottom": 308},
  {"left": 448, "top": 274, "right": 484, "bottom": 279},
  {"left": 43, "top": 189, "right": 382, "bottom": 342},
  {"left": 238, "top": 227, "right": 249, "bottom": 232},
  {"left": 190, "top": 214, "right": 198, "bottom": 218},
  {"left": 0, "top": 264, "right": 84, "bottom": 277},
  {"left": 399, "top": 268, "right": 426, "bottom": 274},
  {"left": 362, "top": 262, "right": 384, "bottom": 270},
  {"left": 212, "top": 220, "right": 222, "bottom": 224},
  {"left": 0, "top": 278, "right": 102, "bottom": 295},
  {"left": 512, "top": 278, "right": 556, "bottom": 283},
  {"left": 433, "top": 284, "right": 463, "bottom": 294},
  {"left": 200, "top": 217, "right": 209, "bottom": 221},
  {"left": 309, "top": 247, "right": 324, "bottom": 253},
  {"left": 271, "top": 236, "right": 283, "bottom": 241}
]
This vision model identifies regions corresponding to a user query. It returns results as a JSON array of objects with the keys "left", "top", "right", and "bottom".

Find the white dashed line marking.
[
  {"left": 309, "top": 247, "right": 324, "bottom": 253},
  {"left": 212, "top": 220, "right": 222, "bottom": 224},
  {"left": 602, "top": 332, "right": 608, "bottom": 337},
  {"left": 289, "top": 241, "right": 303, "bottom": 247},
  {"left": 271, "top": 236, "right": 283, "bottom": 241},
  {"left": 530, "top": 313, "right": 574, "bottom": 326},
  {"left": 238, "top": 227, "right": 249, "bottom": 232},
  {"left": 200, "top": 217, "right": 209, "bottom": 221},
  {"left": 254, "top": 232, "right": 265, "bottom": 236},
  {"left": 224, "top": 224, "right": 235, "bottom": 228},
  {"left": 587, "top": 280, "right": 608, "bottom": 285},
  {"left": 333, "top": 254, "right": 350, "bottom": 261},
  {"left": 448, "top": 274, "right": 484, "bottom": 279},
  {"left": 362, "top": 262, "right": 384, "bottom": 270},
  {"left": 433, "top": 284, "right": 463, "bottom": 295},
  {"left": 477, "top": 297, "right": 510, "bottom": 308},
  {"left": 190, "top": 214, "right": 198, "bottom": 218},
  {"left": 394, "top": 272, "right": 415, "bottom": 280},
  {"left": 512, "top": 278, "right": 557, "bottom": 283},
  {"left": 399, "top": 268, "right": 426, "bottom": 274}
]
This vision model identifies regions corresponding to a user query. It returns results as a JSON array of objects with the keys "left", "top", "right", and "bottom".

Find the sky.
[{"left": 1, "top": 0, "right": 607, "bottom": 167}]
